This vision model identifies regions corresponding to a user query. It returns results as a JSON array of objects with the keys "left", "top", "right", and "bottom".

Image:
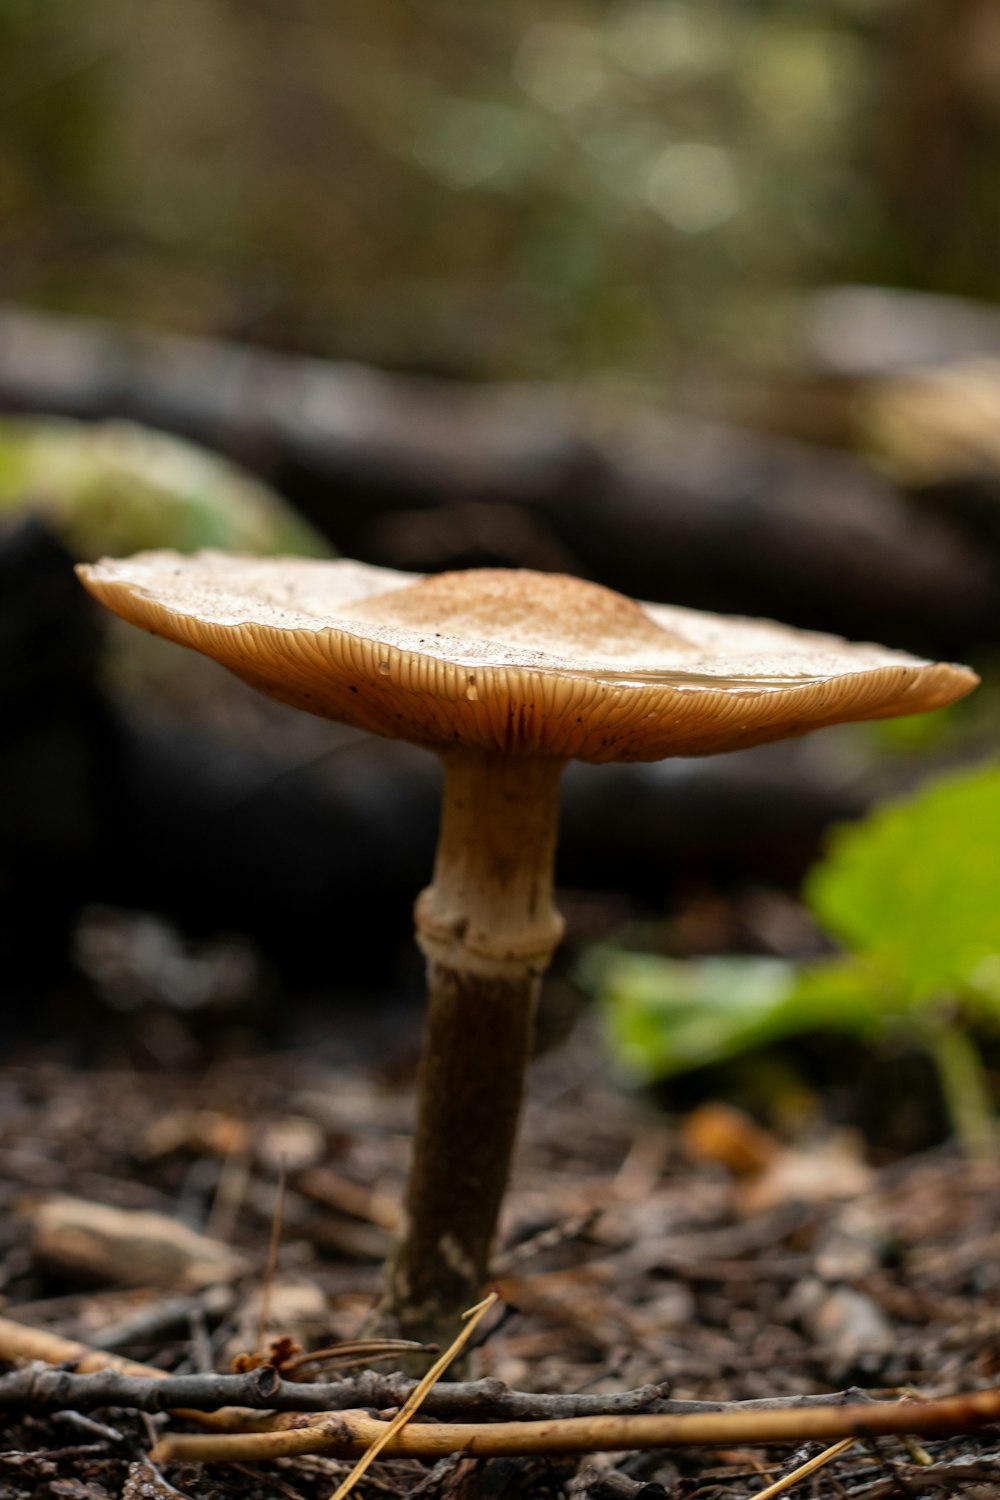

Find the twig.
[
  {"left": 205, "top": 1149, "right": 253, "bottom": 1247},
  {"left": 6, "top": 1307, "right": 996, "bottom": 1480},
  {"left": 854, "top": 1453, "right": 1000, "bottom": 1497},
  {"left": 89, "top": 1286, "right": 234, "bottom": 1351},
  {"left": 492, "top": 1210, "right": 601, "bottom": 1274},
  {"left": 0, "top": 1443, "right": 108, "bottom": 1466},
  {"left": 297, "top": 1167, "right": 400, "bottom": 1231},
  {"left": 0, "top": 1313, "right": 176, "bottom": 1378},
  {"left": 0, "top": 1312, "right": 662, "bottom": 1420},
  {"left": 364, "top": 1382, "right": 874, "bottom": 1424},
  {"left": 0, "top": 1314, "right": 263, "bottom": 1430},
  {"left": 50, "top": 1410, "right": 127, "bottom": 1446},
  {"left": 150, "top": 1384, "right": 1000, "bottom": 1465},
  {"left": 282, "top": 1340, "right": 433, "bottom": 1377},
  {"left": 0, "top": 1362, "right": 285, "bottom": 1414},
  {"left": 0, "top": 1357, "right": 881, "bottom": 1422},
  {"left": 0, "top": 1314, "right": 429, "bottom": 1423},
  {"left": 256, "top": 1159, "right": 287, "bottom": 1356}
]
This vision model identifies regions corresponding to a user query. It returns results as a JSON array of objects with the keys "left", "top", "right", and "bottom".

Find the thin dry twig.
[
  {"left": 0, "top": 1314, "right": 428, "bottom": 1433},
  {"left": 854, "top": 1452, "right": 1000, "bottom": 1497},
  {"left": 0, "top": 1314, "right": 253, "bottom": 1431},
  {"left": 150, "top": 1383, "right": 1000, "bottom": 1465},
  {"left": 281, "top": 1339, "right": 433, "bottom": 1376},
  {"left": 0, "top": 1362, "right": 287, "bottom": 1415},
  {"left": 89, "top": 1287, "right": 235, "bottom": 1351},
  {"left": 256, "top": 1158, "right": 288, "bottom": 1357},
  {"left": 0, "top": 1315, "right": 879, "bottom": 1424},
  {"left": 492, "top": 1209, "right": 602, "bottom": 1274}
]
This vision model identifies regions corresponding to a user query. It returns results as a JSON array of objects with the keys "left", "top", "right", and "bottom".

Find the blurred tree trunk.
[{"left": 881, "top": 0, "right": 1000, "bottom": 287}]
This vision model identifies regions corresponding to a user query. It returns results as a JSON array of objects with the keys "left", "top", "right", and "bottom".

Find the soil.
[{"left": 1, "top": 988, "right": 999, "bottom": 1500}]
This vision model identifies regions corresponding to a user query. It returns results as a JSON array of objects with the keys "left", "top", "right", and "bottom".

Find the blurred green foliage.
[
  {"left": 593, "top": 763, "right": 1000, "bottom": 1148},
  {"left": 0, "top": 417, "right": 328, "bottom": 559},
  {"left": 3, "top": 0, "right": 996, "bottom": 381},
  {"left": 589, "top": 950, "right": 875, "bottom": 1084}
]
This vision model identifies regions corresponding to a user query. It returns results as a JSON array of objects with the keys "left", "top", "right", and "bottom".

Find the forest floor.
[{"left": 1, "top": 999, "right": 999, "bottom": 1500}]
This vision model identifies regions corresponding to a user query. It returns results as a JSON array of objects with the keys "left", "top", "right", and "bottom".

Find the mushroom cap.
[{"left": 77, "top": 552, "right": 978, "bottom": 763}]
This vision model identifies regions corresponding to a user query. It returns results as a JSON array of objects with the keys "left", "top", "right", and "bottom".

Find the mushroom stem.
[{"left": 383, "top": 748, "right": 566, "bottom": 1339}]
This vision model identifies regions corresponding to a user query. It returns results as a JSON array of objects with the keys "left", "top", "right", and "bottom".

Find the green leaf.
[
  {"left": 589, "top": 950, "right": 880, "bottom": 1083},
  {"left": 805, "top": 763, "right": 1000, "bottom": 1009}
]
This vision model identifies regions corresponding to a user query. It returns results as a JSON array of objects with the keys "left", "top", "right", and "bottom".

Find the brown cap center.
[{"left": 344, "top": 568, "right": 693, "bottom": 660}]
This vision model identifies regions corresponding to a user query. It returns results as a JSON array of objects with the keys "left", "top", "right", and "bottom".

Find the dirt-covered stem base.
[{"left": 383, "top": 748, "right": 565, "bottom": 1340}]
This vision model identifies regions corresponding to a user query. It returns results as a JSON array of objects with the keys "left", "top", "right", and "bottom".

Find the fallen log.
[{"left": 0, "top": 304, "right": 995, "bottom": 654}]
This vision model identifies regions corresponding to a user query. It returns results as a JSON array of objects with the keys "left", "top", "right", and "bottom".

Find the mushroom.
[{"left": 76, "top": 553, "right": 977, "bottom": 1338}]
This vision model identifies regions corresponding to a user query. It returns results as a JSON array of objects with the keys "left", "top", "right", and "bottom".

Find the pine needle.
[
  {"left": 751, "top": 1437, "right": 856, "bottom": 1500},
  {"left": 328, "top": 1291, "right": 499, "bottom": 1500},
  {"left": 256, "top": 1158, "right": 288, "bottom": 1358}
]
